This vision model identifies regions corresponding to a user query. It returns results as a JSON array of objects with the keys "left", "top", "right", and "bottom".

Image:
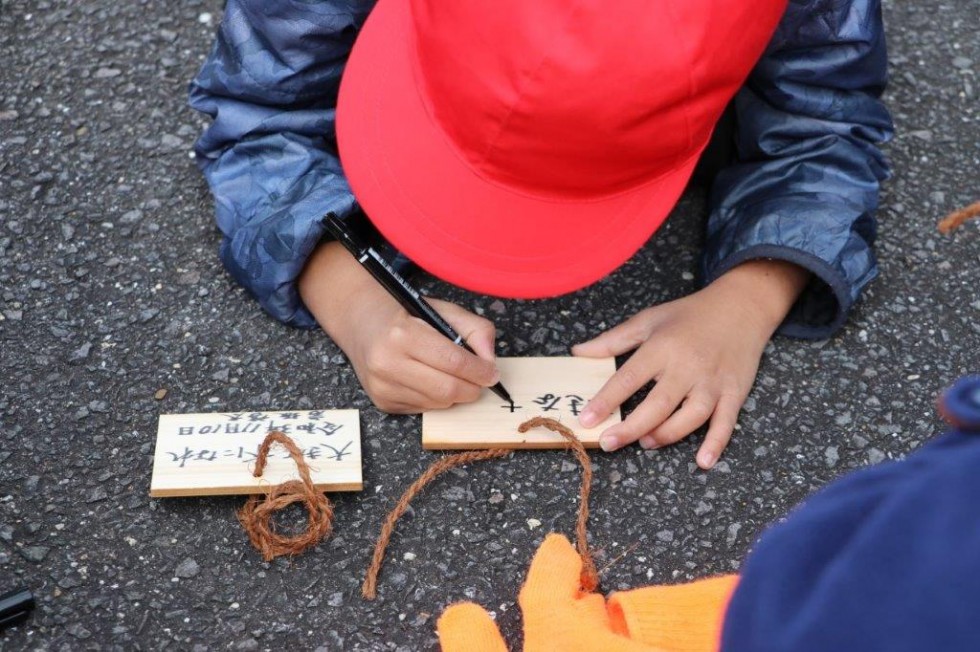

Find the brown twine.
[
  {"left": 238, "top": 431, "right": 334, "bottom": 561},
  {"left": 938, "top": 200, "right": 980, "bottom": 234},
  {"left": 519, "top": 416, "right": 597, "bottom": 591},
  {"left": 361, "top": 416, "right": 597, "bottom": 600}
]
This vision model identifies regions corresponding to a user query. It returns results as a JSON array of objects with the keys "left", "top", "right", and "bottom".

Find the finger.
[
  {"left": 519, "top": 534, "right": 584, "bottom": 606},
  {"left": 373, "top": 401, "right": 421, "bottom": 415},
  {"left": 579, "top": 355, "right": 657, "bottom": 429},
  {"left": 696, "top": 393, "right": 742, "bottom": 470},
  {"left": 364, "top": 378, "right": 441, "bottom": 414},
  {"left": 357, "top": 351, "right": 430, "bottom": 409},
  {"left": 570, "top": 310, "right": 658, "bottom": 358},
  {"left": 578, "top": 593, "right": 612, "bottom": 628},
  {"left": 408, "top": 361, "right": 484, "bottom": 408},
  {"left": 640, "top": 390, "right": 716, "bottom": 449},
  {"left": 597, "top": 377, "right": 688, "bottom": 452},
  {"left": 369, "top": 361, "right": 482, "bottom": 411},
  {"left": 408, "top": 320, "right": 500, "bottom": 387},
  {"left": 429, "top": 300, "right": 498, "bottom": 361},
  {"left": 438, "top": 602, "right": 508, "bottom": 652},
  {"left": 372, "top": 391, "right": 454, "bottom": 414}
]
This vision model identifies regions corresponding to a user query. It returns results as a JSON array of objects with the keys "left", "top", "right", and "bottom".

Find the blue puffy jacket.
[{"left": 189, "top": 0, "right": 893, "bottom": 338}]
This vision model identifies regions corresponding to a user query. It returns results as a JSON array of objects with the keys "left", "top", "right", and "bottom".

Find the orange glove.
[
  {"left": 608, "top": 575, "right": 739, "bottom": 651},
  {"left": 437, "top": 534, "right": 738, "bottom": 652},
  {"left": 437, "top": 602, "right": 510, "bottom": 652}
]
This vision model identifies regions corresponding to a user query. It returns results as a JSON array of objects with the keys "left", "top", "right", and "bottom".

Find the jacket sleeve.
[
  {"left": 701, "top": 0, "right": 894, "bottom": 339},
  {"left": 188, "top": 0, "right": 375, "bottom": 328}
]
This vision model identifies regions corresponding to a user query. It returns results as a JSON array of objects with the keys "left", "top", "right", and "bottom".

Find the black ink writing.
[
  {"left": 165, "top": 441, "right": 352, "bottom": 468},
  {"left": 532, "top": 393, "right": 562, "bottom": 411},
  {"left": 502, "top": 394, "right": 588, "bottom": 416}
]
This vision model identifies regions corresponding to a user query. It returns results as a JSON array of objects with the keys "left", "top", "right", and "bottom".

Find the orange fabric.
[
  {"left": 437, "top": 534, "right": 736, "bottom": 652},
  {"left": 608, "top": 576, "right": 739, "bottom": 652},
  {"left": 438, "top": 602, "right": 508, "bottom": 652}
]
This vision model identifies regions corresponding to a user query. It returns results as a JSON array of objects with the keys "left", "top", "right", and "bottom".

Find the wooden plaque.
[
  {"left": 150, "top": 409, "right": 362, "bottom": 497},
  {"left": 422, "top": 356, "right": 620, "bottom": 449}
]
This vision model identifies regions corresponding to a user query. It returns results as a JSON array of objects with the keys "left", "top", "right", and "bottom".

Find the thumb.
[
  {"left": 519, "top": 534, "right": 585, "bottom": 608},
  {"left": 437, "top": 602, "right": 508, "bottom": 652},
  {"left": 431, "top": 300, "right": 498, "bottom": 362}
]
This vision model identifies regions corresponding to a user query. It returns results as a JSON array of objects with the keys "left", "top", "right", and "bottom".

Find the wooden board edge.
[
  {"left": 421, "top": 408, "right": 621, "bottom": 451},
  {"left": 149, "top": 480, "right": 363, "bottom": 498},
  {"left": 422, "top": 439, "right": 602, "bottom": 451}
]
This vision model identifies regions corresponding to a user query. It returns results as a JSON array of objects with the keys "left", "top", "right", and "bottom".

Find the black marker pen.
[
  {"left": 323, "top": 213, "right": 514, "bottom": 407},
  {"left": 0, "top": 587, "right": 34, "bottom": 632}
]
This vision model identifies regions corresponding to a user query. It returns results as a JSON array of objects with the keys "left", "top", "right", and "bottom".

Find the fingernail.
[
  {"left": 579, "top": 410, "right": 597, "bottom": 428},
  {"left": 639, "top": 436, "right": 657, "bottom": 450},
  {"left": 698, "top": 451, "right": 717, "bottom": 469},
  {"left": 599, "top": 434, "right": 617, "bottom": 452}
]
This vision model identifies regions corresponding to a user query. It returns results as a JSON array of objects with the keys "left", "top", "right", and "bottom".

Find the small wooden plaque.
[
  {"left": 150, "top": 409, "right": 362, "bottom": 497},
  {"left": 422, "top": 356, "right": 620, "bottom": 449}
]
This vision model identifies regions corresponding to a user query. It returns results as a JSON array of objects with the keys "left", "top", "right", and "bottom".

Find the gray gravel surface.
[{"left": 1, "top": 1, "right": 979, "bottom": 649}]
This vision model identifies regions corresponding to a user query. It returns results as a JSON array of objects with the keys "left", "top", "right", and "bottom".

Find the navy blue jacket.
[
  {"left": 189, "top": 0, "right": 892, "bottom": 338},
  {"left": 723, "top": 376, "right": 980, "bottom": 651}
]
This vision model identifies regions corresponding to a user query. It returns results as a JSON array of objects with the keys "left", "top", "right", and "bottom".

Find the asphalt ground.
[{"left": 1, "top": 1, "right": 978, "bottom": 649}]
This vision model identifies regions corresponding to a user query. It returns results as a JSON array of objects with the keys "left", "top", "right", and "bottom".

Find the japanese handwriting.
[
  {"left": 163, "top": 410, "right": 353, "bottom": 469},
  {"left": 153, "top": 408, "right": 360, "bottom": 495},
  {"left": 165, "top": 441, "right": 351, "bottom": 468},
  {"left": 175, "top": 413, "right": 343, "bottom": 437},
  {"left": 503, "top": 394, "right": 586, "bottom": 416},
  {"left": 532, "top": 393, "right": 561, "bottom": 411}
]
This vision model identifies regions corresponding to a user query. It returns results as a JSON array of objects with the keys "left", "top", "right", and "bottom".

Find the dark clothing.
[
  {"left": 723, "top": 376, "right": 980, "bottom": 651},
  {"left": 189, "top": 0, "right": 892, "bottom": 337}
]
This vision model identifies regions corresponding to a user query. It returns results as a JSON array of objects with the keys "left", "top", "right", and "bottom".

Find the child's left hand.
[{"left": 572, "top": 260, "right": 809, "bottom": 469}]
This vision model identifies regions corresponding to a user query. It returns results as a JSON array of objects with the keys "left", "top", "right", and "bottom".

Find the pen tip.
[{"left": 491, "top": 382, "right": 514, "bottom": 408}]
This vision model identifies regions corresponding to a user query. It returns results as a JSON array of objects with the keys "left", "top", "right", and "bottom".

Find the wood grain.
[
  {"left": 150, "top": 409, "right": 362, "bottom": 497},
  {"left": 422, "top": 357, "right": 620, "bottom": 449}
]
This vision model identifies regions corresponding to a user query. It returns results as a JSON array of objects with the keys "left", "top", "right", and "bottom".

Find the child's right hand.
[{"left": 299, "top": 241, "right": 500, "bottom": 413}]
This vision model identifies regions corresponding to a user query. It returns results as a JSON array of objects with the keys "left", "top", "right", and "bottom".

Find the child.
[{"left": 189, "top": 0, "right": 892, "bottom": 469}]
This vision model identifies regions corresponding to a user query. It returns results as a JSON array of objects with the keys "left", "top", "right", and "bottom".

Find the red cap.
[{"left": 337, "top": 0, "right": 787, "bottom": 298}]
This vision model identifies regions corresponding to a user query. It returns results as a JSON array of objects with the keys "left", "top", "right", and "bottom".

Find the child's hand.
[
  {"left": 342, "top": 290, "right": 500, "bottom": 413},
  {"left": 572, "top": 260, "right": 809, "bottom": 469},
  {"left": 300, "top": 241, "right": 500, "bottom": 413}
]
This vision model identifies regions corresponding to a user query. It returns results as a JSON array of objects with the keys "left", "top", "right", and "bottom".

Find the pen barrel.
[
  {"left": 360, "top": 250, "right": 462, "bottom": 344},
  {"left": 0, "top": 587, "right": 34, "bottom": 630}
]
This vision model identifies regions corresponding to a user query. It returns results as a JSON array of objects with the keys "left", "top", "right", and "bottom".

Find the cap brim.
[{"left": 337, "top": 0, "right": 704, "bottom": 299}]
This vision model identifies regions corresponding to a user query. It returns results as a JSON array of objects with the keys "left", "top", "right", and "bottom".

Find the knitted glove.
[
  {"left": 608, "top": 575, "right": 739, "bottom": 650},
  {"left": 439, "top": 534, "right": 647, "bottom": 651},
  {"left": 437, "top": 602, "right": 509, "bottom": 652},
  {"left": 438, "top": 533, "right": 737, "bottom": 652}
]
